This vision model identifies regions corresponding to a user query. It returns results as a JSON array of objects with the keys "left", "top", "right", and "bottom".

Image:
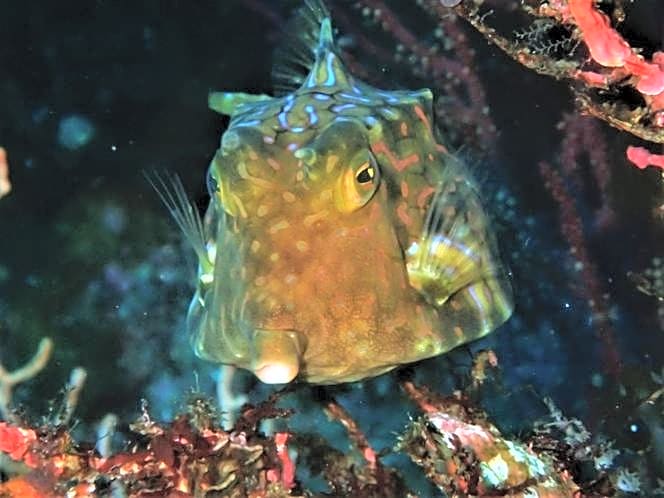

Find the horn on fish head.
[{"left": 299, "top": 18, "right": 354, "bottom": 92}]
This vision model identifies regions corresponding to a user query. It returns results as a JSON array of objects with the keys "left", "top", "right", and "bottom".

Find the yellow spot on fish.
[
  {"left": 269, "top": 220, "right": 290, "bottom": 234},
  {"left": 296, "top": 240, "right": 309, "bottom": 252},
  {"left": 270, "top": 252, "right": 280, "bottom": 262},
  {"left": 257, "top": 205, "right": 269, "bottom": 217},
  {"left": 251, "top": 240, "right": 261, "bottom": 253},
  {"left": 237, "top": 162, "right": 251, "bottom": 179},
  {"left": 238, "top": 162, "right": 275, "bottom": 189},
  {"left": 284, "top": 274, "right": 297, "bottom": 285},
  {"left": 400, "top": 121, "right": 408, "bottom": 136},
  {"left": 283, "top": 191, "right": 296, "bottom": 203},
  {"left": 296, "top": 170, "right": 305, "bottom": 182},
  {"left": 326, "top": 155, "right": 339, "bottom": 173},
  {"left": 319, "top": 189, "right": 332, "bottom": 202},
  {"left": 230, "top": 193, "right": 248, "bottom": 218},
  {"left": 255, "top": 276, "right": 266, "bottom": 286},
  {"left": 453, "top": 326, "right": 464, "bottom": 340},
  {"left": 415, "top": 336, "right": 435, "bottom": 354},
  {"left": 267, "top": 157, "right": 281, "bottom": 171}
]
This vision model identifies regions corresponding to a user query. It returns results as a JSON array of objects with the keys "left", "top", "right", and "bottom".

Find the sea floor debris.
[{"left": 0, "top": 355, "right": 647, "bottom": 497}]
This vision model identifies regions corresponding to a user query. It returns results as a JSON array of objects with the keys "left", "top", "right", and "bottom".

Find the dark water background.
[{"left": 0, "top": 0, "right": 662, "bottom": 495}]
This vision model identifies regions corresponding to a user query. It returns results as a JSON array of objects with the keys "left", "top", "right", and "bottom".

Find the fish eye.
[
  {"left": 355, "top": 162, "right": 376, "bottom": 184},
  {"left": 335, "top": 150, "right": 381, "bottom": 213}
]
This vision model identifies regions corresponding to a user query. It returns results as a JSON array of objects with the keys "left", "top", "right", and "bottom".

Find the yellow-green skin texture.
[{"left": 188, "top": 20, "right": 513, "bottom": 384}]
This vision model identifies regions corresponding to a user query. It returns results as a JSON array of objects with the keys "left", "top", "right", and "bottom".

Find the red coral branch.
[
  {"left": 563, "top": 0, "right": 664, "bottom": 100},
  {"left": 442, "top": 0, "right": 664, "bottom": 159},
  {"left": 0, "top": 422, "right": 37, "bottom": 462},
  {"left": 539, "top": 159, "right": 622, "bottom": 377},
  {"left": 626, "top": 145, "right": 664, "bottom": 171},
  {"left": 267, "top": 432, "right": 296, "bottom": 490},
  {"left": 324, "top": 399, "right": 378, "bottom": 471}
]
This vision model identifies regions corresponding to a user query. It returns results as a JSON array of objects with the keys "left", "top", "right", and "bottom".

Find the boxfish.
[{"left": 156, "top": 0, "right": 514, "bottom": 384}]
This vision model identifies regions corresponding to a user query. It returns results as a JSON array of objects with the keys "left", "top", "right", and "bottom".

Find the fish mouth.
[{"left": 252, "top": 329, "right": 305, "bottom": 384}]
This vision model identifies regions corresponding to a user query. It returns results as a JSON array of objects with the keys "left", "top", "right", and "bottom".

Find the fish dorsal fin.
[{"left": 272, "top": 0, "right": 349, "bottom": 95}]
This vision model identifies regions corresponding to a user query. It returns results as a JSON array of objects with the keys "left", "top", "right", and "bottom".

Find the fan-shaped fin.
[
  {"left": 406, "top": 171, "right": 510, "bottom": 308},
  {"left": 144, "top": 171, "right": 212, "bottom": 275}
]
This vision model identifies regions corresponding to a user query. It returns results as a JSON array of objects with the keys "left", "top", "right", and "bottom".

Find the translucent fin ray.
[
  {"left": 144, "top": 171, "right": 210, "bottom": 272},
  {"left": 406, "top": 168, "right": 504, "bottom": 307}
]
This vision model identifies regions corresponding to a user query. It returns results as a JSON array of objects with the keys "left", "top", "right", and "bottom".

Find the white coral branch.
[{"left": 0, "top": 337, "right": 54, "bottom": 422}]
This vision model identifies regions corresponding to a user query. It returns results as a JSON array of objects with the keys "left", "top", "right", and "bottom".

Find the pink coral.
[
  {"left": 0, "top": 422, "right": 36, "bottom": 462},
  {"left": 626, "top": 146, "right": 664, "bottom": 171},
  {"left": 566, "top": 0, "right": 664, "bottom": 101}
]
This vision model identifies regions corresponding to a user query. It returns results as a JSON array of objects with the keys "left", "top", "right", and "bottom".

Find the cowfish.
[{"left": 161, "top": 0, "right": 513, "bottom": 385}]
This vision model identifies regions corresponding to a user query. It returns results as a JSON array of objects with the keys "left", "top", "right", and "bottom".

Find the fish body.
[{"left": 180, "top": 3, "right": 513, "bottom": 384}]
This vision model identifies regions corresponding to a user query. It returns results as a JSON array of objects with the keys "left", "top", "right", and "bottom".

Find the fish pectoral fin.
[
  {"left": 406, "top": 174, "right": 512, "bottom": 317},
  {"left": 406, "top": 235, "right": 487, "bottom": 306},
  {"left": 145, "top": 170, "right": 212, "bottom": 274},
  {"left": 436, "top": 276, "right": 514, "bottom": 347}
]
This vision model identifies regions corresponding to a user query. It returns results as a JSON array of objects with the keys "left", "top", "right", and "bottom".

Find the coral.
[
  {"left": 353, "top": 0, "right": 497, "bottom": 152},
  {"left": 539, "top": 149, "right": 621, "bottom": 378},
  {"left": 2, "top": 350, "right": 645, "bottom": 497},
  {"left": 627, "top": 146, "right": 664, "bottom": 171},
  {"left": 1, "top": 1, "right": 662, "bottom": 496},
  {"left": 436, "top": 0, "right": 664, "bottom": 169},
  {"left": 0, "top": 338, "right": 53, "bottom": 423},
  {"left": 0, "top": 391, "right": 405, "bottom": 498},
  {"left": 395, "top": 380, "right": 638, "bottom": 497},
  {"left": 0, "top": 400, "right": 298, "bottom": 497}
]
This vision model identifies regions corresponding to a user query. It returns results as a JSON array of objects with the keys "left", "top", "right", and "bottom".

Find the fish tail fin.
[{"left": 144, "top": 170, "right": 212, "bottom": 273}]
